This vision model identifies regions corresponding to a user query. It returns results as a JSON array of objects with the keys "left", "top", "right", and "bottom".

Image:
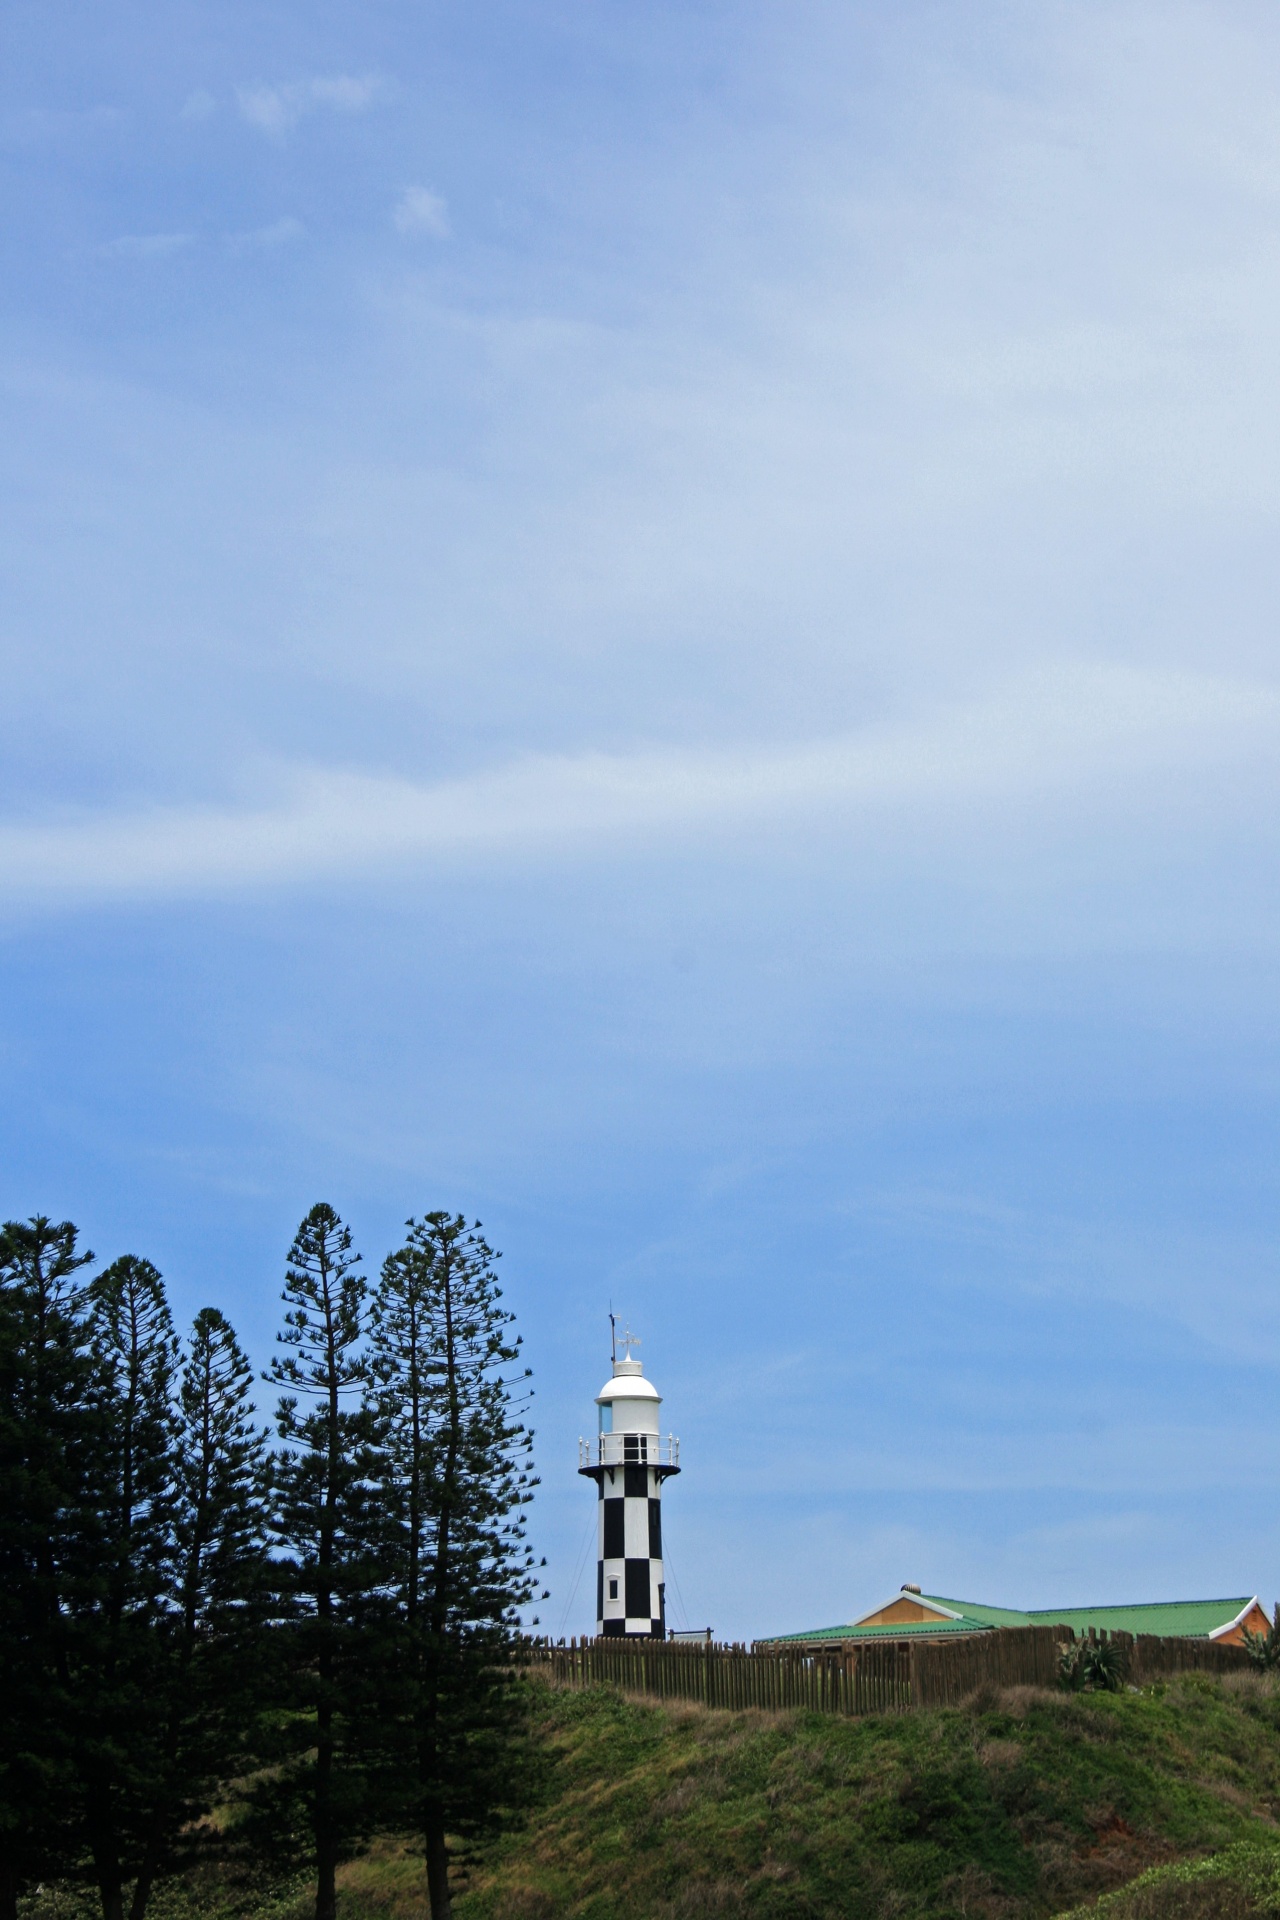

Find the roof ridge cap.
[{"left": 1024, "top": 1596, "right": 1252, "bottom": 1614}]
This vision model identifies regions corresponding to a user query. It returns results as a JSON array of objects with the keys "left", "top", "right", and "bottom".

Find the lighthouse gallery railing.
[{"left": 578, "top": 1433, "right": 680, "bottom": 1469}]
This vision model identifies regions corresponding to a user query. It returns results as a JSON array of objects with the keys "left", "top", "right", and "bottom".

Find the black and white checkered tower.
[{"left": 578, "top": 1328, "right": 680, "bottom": 1638}]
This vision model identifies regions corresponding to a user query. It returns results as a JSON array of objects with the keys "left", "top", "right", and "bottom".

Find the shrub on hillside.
[
  {"left": 1055, "top": 1842, "right": 1280, "bottom": 1918},
  {"left": 1058, "top": 1637, "right": 1129, "bottom": 1693},
  {"left": 1242, "top": 1611, "right": 1280, "bottom": 1673}
]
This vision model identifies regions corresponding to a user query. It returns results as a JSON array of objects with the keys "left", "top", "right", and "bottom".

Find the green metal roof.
[
  {"left": 763, "top": 1594, "right": 1257, "bottom": 1646},
  {"left": 1015, "top": 1598, "right": 1256, "bottom": 1641},
  {"left": 916, "top": 1596, "right": 1036, "bottom": 1629},
  {"left": 765, "top": 1616, "right": 989, "bottom": 1643}
]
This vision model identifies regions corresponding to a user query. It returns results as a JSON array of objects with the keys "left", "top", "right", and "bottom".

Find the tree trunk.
[
  {"left": 0, "top": 1853, "right": 18, "bottom": 1920},
  {"left": 129, "top": 1829, "right": 163, "bottom": 1920},
  {"left": 424, "top": 1816, "right": 452, "bottom": 1920},
  {"left": 422, "top": 1249, "right": 459, "bottom": 1920},
  {"left": 91, "top": 1830, "right": 125, "bottom": 1920},
  {"left": 315, "top": 1268, "right": 340, "bottom": 1920},
  {"left": 314, "top": 1691, "right": 336, "bottom": 1920}
]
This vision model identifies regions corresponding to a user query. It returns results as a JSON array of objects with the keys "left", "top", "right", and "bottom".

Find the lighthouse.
[{"left": 578, "top": 1328, "right": 680, "bottom": 1638}]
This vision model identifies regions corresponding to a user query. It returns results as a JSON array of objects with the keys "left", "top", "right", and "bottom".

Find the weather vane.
[{"left": 619, "top": 1326, "right": 641, "bottom": 1361}]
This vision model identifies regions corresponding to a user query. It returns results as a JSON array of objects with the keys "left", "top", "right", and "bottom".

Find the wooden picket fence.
[
  {"left": 910, "top": 1624, "right": 1065, "bottom": 1707},
  {"left": 1077, "top": 1627, "right": 1251, "bottom": 1687},
  {"left": 527, "top": 1621, "right": 1249, "bottom": 1717},
  {"left": 530, "top": 1633, "right": 908, "bottom": 1713}
]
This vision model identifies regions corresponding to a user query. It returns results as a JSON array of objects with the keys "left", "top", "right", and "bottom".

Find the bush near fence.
[{"left": 526, "top": 1622, "right": 1250, "bottom": 1716}]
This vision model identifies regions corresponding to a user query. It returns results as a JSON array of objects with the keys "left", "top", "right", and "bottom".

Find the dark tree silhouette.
[
  {"left": 269, "top": 1204, "right": 377, "bottom": 1920},
  {"left": 77, "top": 1256, "right": 181, "bottom": 1920},
  {"left": 0, "top": 1218, "right": 97, "bottom": 1920},
  {"left": 367, "top": 1214, "right": 542, "bottom": 1920},
  {"left": 126, "top": 1308, "right": 271, "bottom": 1920}
]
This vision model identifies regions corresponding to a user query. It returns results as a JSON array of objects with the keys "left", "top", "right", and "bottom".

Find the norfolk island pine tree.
[
  {"left": 366, "top": 1214, "right": 545, "bottom": 1920},
  {"left": 124, "top": 1307, "right": 273, "bottom": 1920},
  {"left": 269, "top": 1204, "right": 379, "bottom": 1920},
  {"left": 2, "top": 1226, "right": 277, "bottom": 1920},
  {"left": 0, "top": 1219, "right": 97, "bottom": 1920},
  {"left": 77, "top": 1255, "right": 183, "bottom": 1920}
]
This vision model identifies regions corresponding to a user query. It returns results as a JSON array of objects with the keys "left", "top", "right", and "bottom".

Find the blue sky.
[{"left": 5, "top": 0, "right": 1280, "bottom": 1640}]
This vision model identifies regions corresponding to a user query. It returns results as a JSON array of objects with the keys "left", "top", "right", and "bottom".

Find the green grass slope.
[
  {"left": 20, "top": 1673, "right": 1280, "bottom": 1920},
  {"left": 446, "top": 1672, "right": 1280, "bottom": 1920},
  {"left": 1054, "top": 1841, "right": 1280, "bottom": 1918}
]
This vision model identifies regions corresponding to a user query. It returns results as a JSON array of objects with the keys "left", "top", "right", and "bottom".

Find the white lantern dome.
[{"left": 596, "top": 1355, "right": 661, "bottom": 1434}]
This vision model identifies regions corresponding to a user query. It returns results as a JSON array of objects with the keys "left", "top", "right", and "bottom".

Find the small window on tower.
[
  {"left": 598, "top": 1403, "right": 613, "bottom": 1433},
  {"left": 608, "top": 1578, "right": 618, "bottom": 1600}
]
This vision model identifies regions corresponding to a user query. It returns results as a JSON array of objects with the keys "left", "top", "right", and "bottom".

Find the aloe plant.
[{"left": 1058, "top": 1635, "right": 1129, "bottom": 1692}]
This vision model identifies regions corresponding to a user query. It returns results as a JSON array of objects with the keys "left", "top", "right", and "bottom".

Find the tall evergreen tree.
[
  {"left": 126, "top": 1308, "right": 271, "bottom": 1920},
  {"left": 175, "top": 1306, "right": 269, "bottom": 1668},
  {"left": 269, "top": 1204, "right": 376, "bottom": 1920},
  {"left": 77, "top": 1256, "right": 181, "bottom": 1920},
  {"left": 367, "top": 1214, "right": 542, "bottom": 1920},
  {"left": 0, "top": 1218, "right": 97, "bottom": 1920}
]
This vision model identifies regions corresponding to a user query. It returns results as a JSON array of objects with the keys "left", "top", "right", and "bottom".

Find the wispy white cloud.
[
  {"left": 223, "top": 217, "right": 305, "bottom": 254},
  {"left": 393, "top": 186, "right": 450, "bottom": 238},
  {"left": 95, "top": 231, "right": 194, "bottom": 260},
  {"left": 0, "top": 663, "right": 1272, "bottom": 906},
  {"left": 236, "top": 74, "right": 379, "bottom": 138},
  {"left": 735, "top": 1419, "right": 1280, "bottom": 1497},
  {"left": 307, "top": 75, "right": 379, "bottom": 112}
]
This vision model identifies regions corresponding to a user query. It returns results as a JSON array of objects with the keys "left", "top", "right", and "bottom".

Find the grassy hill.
[
  {"left": 433, "top": 1672, "right": 1280, "bottom": 1919},
  {"left": 22, "top": 1671, "right": 1280, "bottom": 1920}
]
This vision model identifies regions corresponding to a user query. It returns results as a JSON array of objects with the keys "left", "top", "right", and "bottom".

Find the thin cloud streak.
[
  {"left": 0, "top": 662, "right": 1272, "bottom": 904},
  {"left": 223, "top": 217, "right": 305, "bottom": 253},
  {"left": 236, "top": 74, "right": 380, "bottom": 137},
  {"left": 717, "top": 1420, "right": 1277, "bottom": 1498}
]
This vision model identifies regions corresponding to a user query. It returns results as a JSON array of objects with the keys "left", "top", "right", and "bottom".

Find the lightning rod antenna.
[{"left": 609, "top": 1308, "right": 616, "bottom": 1366}]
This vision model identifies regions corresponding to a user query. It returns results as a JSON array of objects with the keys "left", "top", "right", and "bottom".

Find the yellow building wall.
[
  {"left": 858, "top": 1596, "right": 953, "bottom": 1627},
  {"left": 1215, "top": 1601, "right": 1270, "bottom": 1646}
]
